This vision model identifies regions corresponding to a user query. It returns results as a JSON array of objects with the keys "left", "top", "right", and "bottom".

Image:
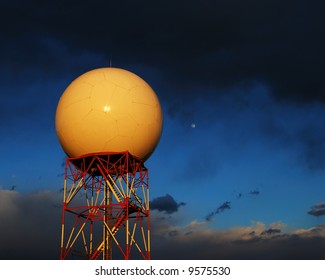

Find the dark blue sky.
[{"left": 1, "top": 0, "right": 325, "bottom": 259}]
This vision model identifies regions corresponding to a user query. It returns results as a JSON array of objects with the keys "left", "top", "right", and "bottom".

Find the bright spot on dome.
[
  {"left": 103, "top": 105, "right": 111, "bottom": 113},
  {"left": 191, "top": 123, "right": 196, "bottom": 128}
]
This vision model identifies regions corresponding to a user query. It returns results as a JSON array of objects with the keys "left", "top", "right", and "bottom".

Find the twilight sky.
[{"left": 1, "top": 0, "right": 325, "bottom": 259}]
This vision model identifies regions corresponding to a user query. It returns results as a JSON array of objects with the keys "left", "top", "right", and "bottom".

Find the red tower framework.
[{"left": 60, "top": 151, "right": 150, "bottom": 260}]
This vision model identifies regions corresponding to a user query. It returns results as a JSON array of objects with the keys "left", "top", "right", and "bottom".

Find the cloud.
[
  {"left": 205, "top": 190, "right": 263, "bottom": 222},
  {"left": 248, "top": 189, "right": 260, "bottom": 196},
  {"left": 308, "top": 202, "right": 325, "bottom": 217},
  {"left": 1, "top": 190, "right": 325, "bottom": 260},
  {"left": 0, "top": 190, "right": 61, "bottom": 259},
  {"left": 1, "top": 0, "right": 325, "bottom": 175},
  {"left": 215, "top": 201, "right": 231, "bottom": 213},
  {"left": 151, "top": 219, "right": 325, "bottom": 260},
  {"left": 206, "top": 201, "right": 231, "bottom": 221},
  {"left": 150, "top": 194, "right": 186, "bottom": 214},
  {"left": 297, "top": 126, "right": 325, "bottom": 171},
  {"left": 1, "top": 0, "right": 325, "bottom": 106},
  {"left": 261, "top": 228, "right": 281, "bottom": 236}
]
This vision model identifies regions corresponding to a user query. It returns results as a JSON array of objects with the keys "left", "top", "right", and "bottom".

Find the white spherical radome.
[{"left": 55, "top": 67, "right": 163, "bottom": 161}]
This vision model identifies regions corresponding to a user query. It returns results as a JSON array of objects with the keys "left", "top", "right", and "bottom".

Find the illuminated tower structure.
[{"left": 55, "top": 68, "right": 163, "bottom": 259}]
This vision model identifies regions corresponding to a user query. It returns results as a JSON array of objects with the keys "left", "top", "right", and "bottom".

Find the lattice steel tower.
[{"left": 55, "top": 68, "right": 163, "bottom": 259}]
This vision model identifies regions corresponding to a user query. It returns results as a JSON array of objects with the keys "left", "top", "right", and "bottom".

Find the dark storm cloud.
[
  {"left": 297, "top": 126, "right": 325, "bottom": 171},
  {"left": 308, "top": 202, "right": 325, "bottom": 217},
  {"left": 0, "top": 190, "right": 61, "bottom": 259},
  {"left": 1, "top": 0, "right": 325, "bottom": 104},
  {"left": 259, "top": 108, "right": 325, "bottom": 171},
  {"left": 150, "top": 194, "right": 186, "bottom": 214},
  {"left": 2, "top": 0, "right": 325, "bottom": 171}
]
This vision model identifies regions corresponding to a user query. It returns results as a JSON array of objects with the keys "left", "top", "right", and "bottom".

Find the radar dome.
[{"left": 55, "top": 67, "right": 163, "bottom": 161}]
